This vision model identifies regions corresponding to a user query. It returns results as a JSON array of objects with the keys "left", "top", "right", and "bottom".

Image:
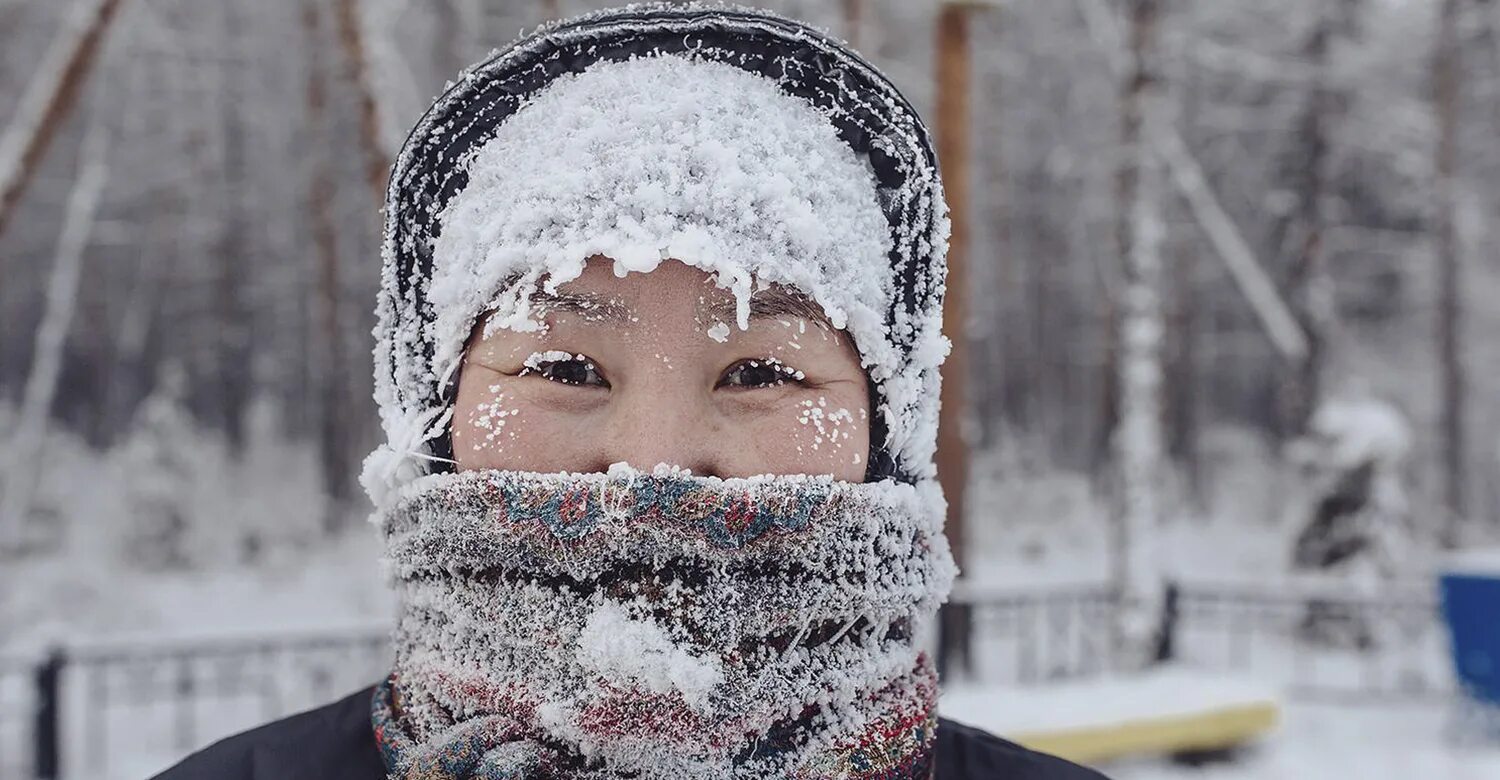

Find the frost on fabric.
[
  {"left": 367, "top": 4, "right": 952, "bottom": 499},
  {"left": 577, "top": 600, "right": 725, "bottom": 711},
  {"left": 378, "top": 465, "right": 955, "bottom": 777},
  {"left": 428, "top": 53, "right": 891, "bottom": 387}
]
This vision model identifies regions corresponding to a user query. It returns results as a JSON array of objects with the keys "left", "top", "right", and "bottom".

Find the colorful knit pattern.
[
  {"left": 373, "top": 677, "right": 555, "bottom": 779},
  {"left": 380, "top": 469, "right": 874, "bottom": 558},
  {"left": 376, "top": 467, "right": 955, "bottom": 779},
  {"left": 478, "top": 469, "right": 825, "bottom": 547},
  {"left": 372, "top": 670, "right": 940, "bottom": 780}
]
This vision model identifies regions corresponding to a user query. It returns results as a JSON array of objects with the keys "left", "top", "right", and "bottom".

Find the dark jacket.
[{"left": 151, "top": 684, "right": 1108, "bottom": 780}]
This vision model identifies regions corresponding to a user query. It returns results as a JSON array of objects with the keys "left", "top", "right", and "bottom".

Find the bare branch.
[
  {"left": 0, "top": 0, "right": 124, "bottom": 236},
  {"left": 1078, "top": 0, "right": 1311, "bottom": 364}
]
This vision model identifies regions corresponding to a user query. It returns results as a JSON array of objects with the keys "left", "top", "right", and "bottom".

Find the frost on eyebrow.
[
  {"left": 700, "top": 286, "right": 832, "bottom": 332},
  {"left": 529, "top": 287, "right": 632, "bottom": 324},
  {"left": 473, "top": 287, "right": 634, "bottom": 344}
]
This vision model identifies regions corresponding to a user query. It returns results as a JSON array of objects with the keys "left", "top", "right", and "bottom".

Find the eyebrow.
[
  {"left": 528, "top": 290, "right": 634, "bottom": 324},
  {"left": 701, "top": 287, "right": 829, "bottom": 326}
]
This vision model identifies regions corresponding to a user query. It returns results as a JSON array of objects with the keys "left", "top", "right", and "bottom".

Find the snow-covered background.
[{"left": 4, "top": 0, "right": 1500, "bottom": 779}]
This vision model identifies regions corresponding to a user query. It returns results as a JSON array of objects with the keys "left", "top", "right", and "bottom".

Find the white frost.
[
  {"left": 576, "top": 600, "right": 724, "bottom": 711},
  {"left": 429, "top": 54, "right": 891, "bottom": 378}
]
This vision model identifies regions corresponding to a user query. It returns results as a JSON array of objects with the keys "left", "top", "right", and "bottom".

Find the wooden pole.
[
  {"left": 1434, "top": 0, "right": 1467, "bottom": 540},
  {"left": 334, "top": 0, "right": 391, "bottom": 199},
  {"left": 935, "top": 0, "right": 976, "bottom": 678},
  {"left": 842, "top": 0, "right": 864, "bottom": 48},
  {"left": 305, "top": 0, "right": 354, "bottom": 525}
]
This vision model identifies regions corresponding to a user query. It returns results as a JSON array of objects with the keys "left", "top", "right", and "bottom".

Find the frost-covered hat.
[{"left": 366, "top": 3, "right": 950, "bottom": 501}]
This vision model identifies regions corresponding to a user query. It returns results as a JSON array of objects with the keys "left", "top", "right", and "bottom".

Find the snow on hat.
[{"left": 364, "top": 3, "right": 950, "bottom": 506}]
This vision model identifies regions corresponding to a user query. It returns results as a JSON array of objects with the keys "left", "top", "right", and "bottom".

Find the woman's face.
[{"left": 452, "top": 258, "right": 871, "bottom": 481}]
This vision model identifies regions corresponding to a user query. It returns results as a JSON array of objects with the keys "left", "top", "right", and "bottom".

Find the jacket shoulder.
[
  {"left": 937, "top": 717, "right": 1111, "bottom": 780},
  {"left": 149, "top": 684, "right": 386, "bottom": 780}
]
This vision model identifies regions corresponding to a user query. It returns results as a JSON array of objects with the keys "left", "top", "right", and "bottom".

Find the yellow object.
[{"left": 1008, "top": 701, "right": 1281, "bottom": 765}]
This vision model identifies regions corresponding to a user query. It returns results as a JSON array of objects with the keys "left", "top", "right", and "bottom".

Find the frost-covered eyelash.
[
  {"left": 519, "top": 350, "right": 603, "bottom": 386},
  {"left": 522, "top": 350, "right": 584, "bottom": 371},
  {"left": 754, "top": 357, "right": 805, "bottom": 382},
  {"left": 723, "top": 357, "right": 807, "bottom": 388}
]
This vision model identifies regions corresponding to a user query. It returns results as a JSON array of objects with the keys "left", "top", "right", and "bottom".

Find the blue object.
[{"left": 1441, "top": 560, "right": 1500, "bottom": 708}]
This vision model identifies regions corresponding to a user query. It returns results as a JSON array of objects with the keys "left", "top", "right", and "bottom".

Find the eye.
[
  {"left": 521, "top": 351, "right": 608, "bottom": 388},
  {"left": 718, "top": 358, "right": 806, "bottom": 389}
]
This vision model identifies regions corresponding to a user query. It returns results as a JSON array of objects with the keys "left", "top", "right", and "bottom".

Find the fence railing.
[
  {"left": 0, "top": 652, "right": 38, "bottom": 780},
  {"left": 940, "top": 582, "right": 1122, "bottom": 685},
  {"left": 1168, "top": 582, "right": 1453, "bottom": 702},
  {"left": 944, "top": 579, "right": 1454, "bottom": 702},
  {"left": 1, "top": 628, "right": 392, "bottom": 779},
  {"left": 0, "top": 582, "right": 1458, "bottom": 779}
]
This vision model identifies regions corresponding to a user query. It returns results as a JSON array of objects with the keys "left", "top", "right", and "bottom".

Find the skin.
[{"left": 451, "top": 257, "right": 871, "bottom": 481}]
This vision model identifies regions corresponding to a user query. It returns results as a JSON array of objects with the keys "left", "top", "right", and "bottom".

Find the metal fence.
[
  {"left": 0, "top": 653, "right": 37, "bottom": 780},
  {"left": 1168, "top": 582, "right": 1453, "bottom": 702},
  {"left": 0, "top": 629, "right": 391, "bottom": 780},
  {"left": 945, "top": 579, "right": 1454, "bottom": 702},
  {"left": 0, "top": 582, "right": 1459, "bottom": 779},
  {"left": 941, "top": 583, "right": 1122, "bottom": 685}
]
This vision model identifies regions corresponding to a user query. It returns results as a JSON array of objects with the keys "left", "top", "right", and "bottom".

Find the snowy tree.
[
  {"left": 116, "top": 361, "right": 198, "bottom": 569},
  {"left": 1287, "top": 390, "right": 1417, "bottom": 646},
  {"left": 0, "top": 120, "right": 107, "bottom": 555},
  {"left": 1110, "top": 0, "right": 1169, "bottom": 667}
]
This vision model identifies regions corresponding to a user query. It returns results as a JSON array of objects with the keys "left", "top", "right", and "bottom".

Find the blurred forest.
[{"left": 1, "top": 0, "right": 1498, "bottom": 569}]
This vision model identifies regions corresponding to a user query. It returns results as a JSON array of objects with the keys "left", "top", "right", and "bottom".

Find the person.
[{"left": 154, "top": 4, "right": 1106, "bottom": 778}]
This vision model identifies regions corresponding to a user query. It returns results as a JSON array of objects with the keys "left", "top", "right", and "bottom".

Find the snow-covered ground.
[
  {"left": 942, "top": 669, "right": 1500, "bottom": 780},
  {"left": 1106, "top": 700, "right": 1500, "bottom": 780}
]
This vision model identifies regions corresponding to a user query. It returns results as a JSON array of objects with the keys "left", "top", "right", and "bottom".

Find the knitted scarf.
[{"left": 370, "top": 465, "right": 955, "bottom": 779}]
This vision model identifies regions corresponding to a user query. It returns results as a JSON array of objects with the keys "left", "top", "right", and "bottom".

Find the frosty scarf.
[{"left": 370, "top": 465, "right": 956, "bottom": 779}]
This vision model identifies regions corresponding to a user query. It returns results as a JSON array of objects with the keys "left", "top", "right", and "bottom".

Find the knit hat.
[{"left": 363, "top": 3, "right": 950, "bottom": 507}]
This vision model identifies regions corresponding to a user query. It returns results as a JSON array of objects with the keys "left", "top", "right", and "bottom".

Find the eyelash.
[
  {"left": 520, "top": 356, "right": 807, "bottom": 390},
  {"left": 717, "top": 358, "right": 807, "bottom": 390},
  {"left": 520, "top": 356, "right": 608, "bottom": 388}
]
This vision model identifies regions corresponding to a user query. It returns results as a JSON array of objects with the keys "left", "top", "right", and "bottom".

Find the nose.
[{"left": 595, "top": 382, "right": 725, "bottom": 477}]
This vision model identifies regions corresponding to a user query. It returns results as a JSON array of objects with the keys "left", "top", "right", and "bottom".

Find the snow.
[
  {"left": 1107, "top": 700, "right": 1500, "bottom": 780},
  {"left": 522, "top": 349, "right": 583, "bottom": 371},
  {"left": 1444, "top": 548, "right": 1500, "bottom": 578},
  {"left": 0, "top": 403, "right": 393, "bottom": 655},
  {"left": 1306, "top": 394, "right": 1413, "bottom": 467},
  {"left": 576, "top": 600, "right": 724, "bottom": 711}
]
